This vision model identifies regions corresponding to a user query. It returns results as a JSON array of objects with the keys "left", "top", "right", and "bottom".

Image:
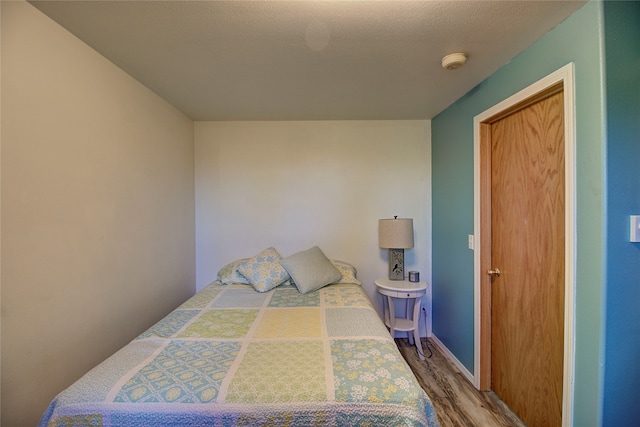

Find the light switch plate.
[
  {"left": 631, "top": 215, "right": 640, "bottom": 243},
  {"left": 468, "top": 234, "right": 475, "bottom": 250}
]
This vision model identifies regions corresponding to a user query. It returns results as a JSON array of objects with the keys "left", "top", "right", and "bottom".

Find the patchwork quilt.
[{"left": 39, "top": 282, "right": 440, "bottom": 426}]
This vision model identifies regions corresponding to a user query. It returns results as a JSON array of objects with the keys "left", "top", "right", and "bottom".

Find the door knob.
[{"left": 487, "top": 268, "right": 501, "bottom": 277}]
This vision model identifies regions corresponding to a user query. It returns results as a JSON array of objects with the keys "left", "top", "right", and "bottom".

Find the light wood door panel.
[{"left": 489, "top": 91, "right": 565, "bottom": 426}]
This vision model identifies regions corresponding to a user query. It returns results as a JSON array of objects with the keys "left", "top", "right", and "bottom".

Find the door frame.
[{"left": 472, "top": 63, "right": 576, "bottom": 426}]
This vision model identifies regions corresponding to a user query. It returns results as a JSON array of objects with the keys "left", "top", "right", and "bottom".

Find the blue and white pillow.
[
  {"left": 237, "top": 247, "right": 291, "bottom": 292},
  {"left": 330, "top": 260, "right": 362, "bottom": 286},
  {"left": 216, "top": 258, "right": 251, "bottom": 285}
]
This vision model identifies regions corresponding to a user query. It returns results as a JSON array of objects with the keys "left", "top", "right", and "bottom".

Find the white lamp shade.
[{"left": 378, "top": 218, "right": 414, "bottom": 249}]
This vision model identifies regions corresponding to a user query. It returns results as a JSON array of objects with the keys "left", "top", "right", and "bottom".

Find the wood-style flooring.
[{"left": 396, "top": 338, "right": 527, "bottom": 427}]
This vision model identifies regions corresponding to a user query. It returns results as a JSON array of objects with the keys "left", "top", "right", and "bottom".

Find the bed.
[{"left": 39, "top": 246, "right": 440, "bottom": 426}]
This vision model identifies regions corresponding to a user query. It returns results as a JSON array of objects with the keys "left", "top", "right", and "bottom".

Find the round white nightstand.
[{"left": 375, "top": 277, "right": 428, "bottom": 360}]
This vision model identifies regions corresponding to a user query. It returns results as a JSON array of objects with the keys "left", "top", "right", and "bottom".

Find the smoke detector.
[{"left": 441, "top": 53, "right": 468, "bottom": 70}]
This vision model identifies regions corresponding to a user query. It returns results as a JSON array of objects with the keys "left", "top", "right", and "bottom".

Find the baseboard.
[{"left": 429, "top": 334, "right": 477, "bottom": 386}]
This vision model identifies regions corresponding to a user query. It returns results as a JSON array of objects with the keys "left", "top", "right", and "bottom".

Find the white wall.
[
  {"left": 195, "top": 120, "right": 432, "bottom": 332},
  {"left": 1, "top": 2, "right": 195, "bottom": 425}
]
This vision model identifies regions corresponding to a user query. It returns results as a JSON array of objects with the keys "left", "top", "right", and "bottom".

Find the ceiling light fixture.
[{"left": 441, "top": 52, "right": 468, "bottom": 70}]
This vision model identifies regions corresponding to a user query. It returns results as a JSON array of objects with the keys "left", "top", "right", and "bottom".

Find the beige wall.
[
  {"left": 194, "top": 120, "right": 432, "bottom": 326},
  {"left": 0, "top": 1, "right": 2, "bottom": 418},
  {"left": 1, "top": 2, "right": 195, "bottom": 425},
  {"left": 0, "top": 2, "right": 3, "bottom": 418}
]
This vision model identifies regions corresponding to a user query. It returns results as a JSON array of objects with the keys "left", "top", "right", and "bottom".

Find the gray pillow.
[{"left": 280, "top": 246, "right": 342, "bottom": 294}]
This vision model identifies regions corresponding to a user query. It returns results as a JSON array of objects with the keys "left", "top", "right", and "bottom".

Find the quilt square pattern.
[
  {"left": 137, "top": 310, "right": 200, "bottom": 339},
  {"left": 234, "top": 412, "right": 330, "bottom": 426},
  {"left": 225, "top": 341, "right": 326, "bottom": 403},
  {"left": 178, "top": 309, "right": 258, "bottom": 339},
  {"left": 114, "top": 340, "right": 240, "bottom": 403},
  {"left": 253, "top": 308, "right": 322, "bottom": 338},
  {"left": 331, "top": 339, "right": 423, "bottom": 408},
  {"left": 177, "top": 285, "right": 221, "bottom": 309},
  {"left": 268, "top": 287, "right": 320, "bottom": 307},
  {"left": 322, "top": 285, "right": 372, "bottom": 307},
  {"left": 211, "top": 288, "right": 269, "bottom": 308},
  {"left": 326, "top": 307, "right": 390, "bottom": 338}
]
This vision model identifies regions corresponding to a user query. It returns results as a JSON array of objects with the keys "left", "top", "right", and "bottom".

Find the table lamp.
[{"left": 379, "top": 216, "right": 414, "bottom": 280}]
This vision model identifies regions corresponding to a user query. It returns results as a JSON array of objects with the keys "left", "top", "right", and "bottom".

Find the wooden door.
[{"left": 488, "top": 89, "right": 565, "bottom": 426}]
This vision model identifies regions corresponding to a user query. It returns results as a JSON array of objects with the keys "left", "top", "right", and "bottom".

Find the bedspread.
[{"left": 39, "top": 282, "right": 439, "bottom": 426}]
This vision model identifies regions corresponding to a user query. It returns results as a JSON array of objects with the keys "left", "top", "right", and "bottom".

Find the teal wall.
[
  {"left": 602, "top": 1, "right": 640, "bottom": 425},
  {"left": 432, "top": 1, "right": 607, "bottom": 424}
]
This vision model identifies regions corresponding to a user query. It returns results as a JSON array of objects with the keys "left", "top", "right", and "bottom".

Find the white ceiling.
[{"left": 29, "top": 1, "right": 586, "bottom": 121}]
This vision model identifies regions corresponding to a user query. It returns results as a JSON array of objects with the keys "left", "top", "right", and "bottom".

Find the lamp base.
[{"left": 388, "top": 248, "right": 405, "bottom": 280}]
